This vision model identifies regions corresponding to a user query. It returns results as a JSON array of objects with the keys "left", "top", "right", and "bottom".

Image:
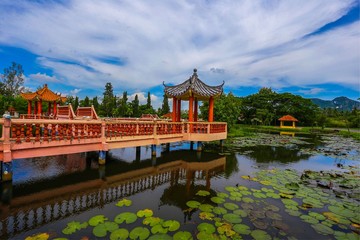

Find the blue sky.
[{"left": 0, "top": 0, "right": 359, "bottom": 108}]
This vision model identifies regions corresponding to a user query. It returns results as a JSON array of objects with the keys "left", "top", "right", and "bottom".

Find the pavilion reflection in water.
[{"left": 0, "top": 149, "right": 226, "bottom": 238}]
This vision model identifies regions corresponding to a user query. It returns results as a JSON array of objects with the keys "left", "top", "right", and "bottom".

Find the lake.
[{"left": 1, "top": 133, "right": 359, "bottom": 239}]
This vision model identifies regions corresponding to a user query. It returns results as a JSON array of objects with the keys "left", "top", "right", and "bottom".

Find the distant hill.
[{"left": 311, "top": 96, "right": 360, "bottom": 111}]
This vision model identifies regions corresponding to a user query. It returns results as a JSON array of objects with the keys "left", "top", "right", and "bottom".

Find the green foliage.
[
  {"left": 74, "top": 96, "right": 79, "bottom": 112},
  {"left": 132, "top": 94, "right": 140, "bottom": 117},
  {"left": 160, "top": 94, "right": 170, "bottom": 116},
  {"left": 0, "top": 62, "right": 24, "bottom": 97},
  {"left": 101, "top": 82, "right": 116, "bottom": 117},
  {"left": 80, "top": 96, "right": 90, "bottom": 107}
]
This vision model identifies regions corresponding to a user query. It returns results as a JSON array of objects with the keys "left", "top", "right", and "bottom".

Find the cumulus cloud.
[
  {"left": 29, "top": 72, "right": 59, "bottom": 83},
  {"left": 298, "top": 88, "right": 325, "bottom": 95},
  {"left": 128, "top": 92, "right": 161, "bottom": 109},
  {"left": 0, "top": 0, "right": 358, "bottom": 93},
  {"left": 70, "top": 88, "right": 82, "bottom": 96}
]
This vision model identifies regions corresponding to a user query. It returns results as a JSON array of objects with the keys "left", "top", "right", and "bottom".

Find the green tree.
[
  {"left": 92, "top": 96, "right": 100, "bottom": 113},
  {"left": 0, "top": 62, "right": 25, "bottom": 97},
  {"left": 80, "top": 96, "right": 90, "bottom": 107},
  {"left": 74, "top": 96, "right": 79, "bottom": 111},
  {"left": 101, "top": 82, "right": 116, "bottom": 117},
  {"left": 160, "top": 94, "right": 170, "bottom": 116},
  {"left": 119, "top": 91, "right": 129, "bottom": 116},
  {"left": 132, "top": 94, "right": 140, "bottom": 117}
]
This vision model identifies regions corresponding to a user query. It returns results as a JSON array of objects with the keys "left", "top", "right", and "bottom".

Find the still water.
[{"left": 1, "top": 134, "right": 359, "bottom": 239}]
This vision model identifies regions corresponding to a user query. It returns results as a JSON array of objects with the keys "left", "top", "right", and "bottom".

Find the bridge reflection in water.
[{"left": 0, "top": 147, "right": 226, "bottom": 238}]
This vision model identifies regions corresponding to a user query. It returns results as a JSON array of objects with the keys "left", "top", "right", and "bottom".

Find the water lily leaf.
[
  {"left": 110, "top": 228, "right": 129, "bottom": 240},
  {"left": 89, "top": 215, "right": 108, "bottom": 226},
  {"left": 196, "top": 190, "right": 210, "bottom": 196},
  {"left": 213, "top": 207, "right": 227, "bottom": 215},
  {"left": 114, "top": 212, "right": 138, "bottom": 224},
  {"left": 196, "top": 231, "right": 217, "bottom": 240},
  {"left": 217, "top": 192, "right": 229, "bottom": 198},
  {"left": 265, "top": 211, "right": 282, "bottom": 220},
  {"left": 285, "top": 182, "right": 300, "bottom": 191},
  {"left": 279, "top": 193, "right": 294, "bottom": 199},
  {"left": 251, "top": 230, "right": 271, "bottom": 240},
  {"left": 137, "top": 209, "right": 153, "bottom": 218},
  {"left": 302, "top": 198, "right": 323, "bottom": 208},
  {"left": 163, "top": 220, "right": 181, "bottom": 231},
  {"left": 308, "top": 212, "right": 326, "bottom": 221},
  {"left": 281, "top": 199, "right": 298, "bottom": 206},
  {"left": 225, "top": 186, "right": 238, "bottom": 192},
  {"left": 239, "top": 190, "right": 252, "bottom": 196},
  {"left": 261, "top": 187, "right": 274, "bottom": 193},
  {"left": 143, "top": 217, "right": 162, "bottom": 227},
  {"left": 223, "top": 213, "right": 242, "bottom": 223},
  {"left": 130, "top": 227, "right": 150, "bottom": 240},
  {"left": 217, "top": 223, "right": 236, "bottom": 237},
  {"left": 253, "top": 220, "right": 269, "bottom": 230},
  {"left": 311, "top": 223, "right": 334, "bottom": 235},
  {"left": 233, "top": 209, "right": 248, "bottom": 217},
  {"left": 148, "top": 234, "right": 172, "bottom": 240},
  {"left": 151, "top": 224, "right": 168, "bottom": 234},
  {"left": 242, "top": 197, "right": 254, "bottom": 203},
  {"left": 199, "top": 211, "right": 215, "bottom": 220},
  {"left": 224, "top": 202, "right": 239, "bottom": 210},
  {"left": 93, "top": 222, "right": 119, "bottom": 238},
  {"left": 259, "top": 180, "right": 272, "bottom": 185},
  {"left": 197, "top": 223, "right": 216, "bottom": 234},
  {"left": 300, "top": 215, "right": 319, "bottom": 224},
  {"left": 211, "top": 196, "right": 225, "bottom": 204},
  {"left": 230, "top": 191, "right": 242, "bottom": 197},
  {"left": 238, "top": 186, "right": 248, "bottom": 191},
  {"left": 62, "top": 221, "right": 88, "bottom": 235},
  {"left": 116, "top": 198, "right": 132, "bottom": 207},
  {"left": 233, "top": 224, "right": 251, "bottom": 235},
  {"left": 186, "top": 200, "right": 201, "bottom": 208},
  {"left": 199, "top": 204, "right": 214, "bottom": 212},
  {"left": 328, "top": 205, "right": 356, "bottom": 218},
  {"left": 173, "top": 231, "right": 193, "bottom": 240},
  {"left": 266, "top": 192, "right": 280, "bottom": 199},
  {"left": 285, "top": 209, "right": 301, "bottom": 217},
  {"left": 25, "top": 233, "right": 50, "bottom": 240},
  {"left": 253, "top": 192, "right": 267, "bottom": 198}
]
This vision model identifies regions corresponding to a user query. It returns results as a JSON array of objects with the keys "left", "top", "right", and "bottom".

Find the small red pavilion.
[
  {"left": 20, "top": 84, "right": 66, "bottom": 117},
  {"left": 163, "top": 69, "right": 224, "bottom": 122},
  {"left": 278, "top": 115, "right": 298, "bottom": 128}
]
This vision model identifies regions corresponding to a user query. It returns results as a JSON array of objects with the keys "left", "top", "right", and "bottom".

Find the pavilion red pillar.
[
  {"left": 53, "top": 101, "right": 57, "bottom": 116},
  {"left": 172, "top": 97, "right": 177, "bottom": 122},
  {"left": 48, "top": 102, "right": 51, "bottom": 115},
  {"left": 194, "top": 98, "right": 198, "bottom": 122},
  {"left": 37, "top": 101, "right": 41, "bottom": 115},
  {"left": 34, "top": 101, "right": 37, "bottom": 115},
  {"left": 188, "top": 96, "right": 194, "bottom": 122},
  {"left": 208, "top": 96, "right": 214, "bottom": 122},
  {"left": 27, "top": 101, "right": 32, "bottom": 115},
  {"left": 177, "top": 99, "right": 181, "bottom": 122},
  {"left": 39, "top": 100, "right": 43, "bottom": 116}
]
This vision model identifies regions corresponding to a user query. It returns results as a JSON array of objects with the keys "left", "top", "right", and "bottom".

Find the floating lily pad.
[
  {"left": 266, "top": 192, "right": 281, "bottom": 199},
  {"left": 328, "top": 205, "right": 356, "bottom": 218},
  {"left": 251, "top": 229, "right": 271, "bottom": 240},
  {"left": 223, "top": 213, "right": 242, "bottom": 223},
  {"left": 163, "top": 220, "right": 181, "bottom": 231},
  {"left": 151, "top": 224, "right": 168, "bottom": 234},
  {"left": 62, "top": 221, "right": 88, "bottom": 235},
  {"left": 137, "top": 209, "right": 153, "bottom": 218},
  {"left": 211, "top": 196, "right": 225, "bottom": 204},
  {"left": 196, "top": 190, "right": 210, "bottom": 196},
  {"left": 238, "top": 186, "right": 248, "bottom": 191},
  {"left": 129, "top": 227, "right": 150, "bottom": 240},
  {"left": 93, "top": 222, "right": 119, "bottom": 238},
  {"left": 196, "top": 231, "right": 216, "bottom": 240},
  {"left": 143, "top": 217, "right": 162, "bottom": 227},
  {"left": 213, "top": 207, "right": 227, "bottom": 215},
  {"left": 242, "top": 197, "right": 254, "bottom": 203},
  {"left": 285, "top": 182, "right": 300, "bottom": 191},
  {"left": 239, "top": 190, "right": 252, "bottom": 196},
  {"left": 199, "top": 211, "right": 215, "bottom": 220},
  {"left": 148, "top": 234, "right": 172, "bottom": 240},
  {"left": 281, "top": 199, "right": 298, "bottom": 206},
  {"left": 89, "top": 215, "right": 108, "bottom": 226},
  {"left": 186, "top": 200, "right": 201, "bottom": 208},
  {"left": 253, "top": 219, "right": 269, "bottom": 230},
  {"left": 308, "top": 212, "right": 326, "bottom": 221},
  {"left": 217, "top": 223, "right": 236, "bottom": 237},
  {"left": 110, "top": 228, "right": 129, "bottom": 240},
  {"left": 311, "top": 223, "right": 334, "bottom": 235},
  {"left": 300, "top": 215, "right": 319, "bottom": 224},
  {"left": 253, "top": 192, "right": 267, "bottom": 198},
  {"left": 225, "top": 186, "right": 239, "bottom": 192},
  {"left": 199, "top": 204, "right": 214, "bottom": 212},
  {"left": 233, "top": 224, "right": 251, "bottom": 235},
  {"left": 233, "top": 209, "right": 248, "bottom": 217},
  {"left": 266, "top": 211, "right": 282, "bottom": 220},
  {"left": 224, "top": 202, "right": 239, "bottom": 210},
  {"left": 217, "top": 192, "right": 229, "bottom": 198},
  {"left": 25, "top": 233, "right": 50, "bottom": 240},
  {"left": 114, "top": 212, "right": 138, "bottom": 224},
  {"left": 116, "top": 198, "right": 132, "bottom": 207},
  {"left": 173, "top": 231, "right": 193, "bottom": 240},
  {"left": 260, "top": 180, "right": 272, "bottom": 186},
  {"left": 197, "top": 223, "right": 216, "bottom": 234}
]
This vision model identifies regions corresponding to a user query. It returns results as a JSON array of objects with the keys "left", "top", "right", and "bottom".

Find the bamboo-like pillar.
[
  {"left": 292, "top": 121, "right": 296, "bottom": 128},
  {"left": 177, "top": 99, "right": 181, "bottom": 122},
  {"left": 188, "top": 96, "right": 194, "bottom": 122},
  {"left": 27, "top": 101, "right": 32, "bottom": 115},
  {"left": 208, "top": 96, "right": 214, "bottom": 122},
  {"left": 194, "top": 98, "right": 198, "bottom": 122},
  {"left": 172, "top": 97, "right": 177, "bottom": 122}
]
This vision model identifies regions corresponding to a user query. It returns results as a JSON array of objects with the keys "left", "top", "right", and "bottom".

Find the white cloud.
[
  {"left": 298, "top": 88, "right": 325, "bottom": 95},
  {"left": 70, "top": 88, "right": 82, "bottom": 96},
  {"left": 128, "top": 92, "right": 161, "bottom": 109},
  {"left": 0, "top": 0, "right": 358, "bottom": 94},
  {"left": 29, "top": 72, "right": 59, "bottom": 83}
]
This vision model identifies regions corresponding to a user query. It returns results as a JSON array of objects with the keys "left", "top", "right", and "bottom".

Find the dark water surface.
[{"left": 1, "top": 134, "right": 359, "bottom": 239}]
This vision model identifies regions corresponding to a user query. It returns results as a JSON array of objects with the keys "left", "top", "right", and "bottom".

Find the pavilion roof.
[
  {"left": 20, "top": 84, "right": 66, "bottom": 102},
  {"left": 278, "top": 115, "right": 299, "bottom": 122},
  {"left": 163, "top": 69, "right": 224, "bottom": 100}
]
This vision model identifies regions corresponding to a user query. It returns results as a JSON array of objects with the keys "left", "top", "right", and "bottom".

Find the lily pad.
[
  {"left": 238, "top": 186, "right": 248, "bottom": 191},
  {"left": 224, "top": 202, "right": 239, "bottom": 210},
  {"left": 173, "top": 231, "right": 193, "bottom": 240},
  {"left": 328, "top": 205, "right": 356, "bottom": 218},
  {"left": 186, "top": 200, "right": 201, "bottom": 208},
  {"left": 253, "top": 192, "right": 267, "bottom": 198},
  {"left": 211, "top": 196, "right": 225, "bottom": 204},
  {"left": 300, "top": 215, "right": 319, "bottom": 224},
  {"left": 233, "top": 224, "right": 251, "bottom": 235},
  {"left": 308, "top": 212, "right": 326, "bottom": 221},
  {"left": 197, "top": 223, "right": 216, "bottom": 234},
  {"left": 199, "top": 212, "right": 215, "bottom": 220},
  {"left": 285, "top": 182, "right": 300, "bottom": 191},
  {"left": 89, "top": 215, "right": 108, "bottom": 226},
  {"left": 129, "top": 227, "right": 150, "bottom": 240},
  {"left": 62, "top": 221, "right": 88, "bottom": 235},
  {"left": 251, "top": 229, "right": 271, "bottom": 240},
  {"left": 114, "top": 212, "right": 138, "bottom": 224},
  {"left": 217, "top": 223, "right": 236, "bottom": 237},
  {"left": 151, "top": 224, "right": 168, "bottom": 234},
  {"left": 233, "top": 209, "right": 248, "bottom": 217},
  {"left": 217, "top": 192, "right": 229, "bottom": 198},
  {"left": 148, "top": 234, "right": 172, "bottom": 240},
  {"left": 311, "top": 223, "right": 334, "bottom": 235},
  {"left": 242, "top": 197, "right": 254, "bottom": 203},
  {"left": 225, "top": 186, "right": 239, "bottom": 192},
  {"left": 213, "top": 207, "right": 227, "bottom": 215},
  {"left": 223, "top": 213, "right": 242, "bottom": 223},
  {"left": 143, "top": 217, "right": 162, "bottom": 227},
  {"left": 196, "top": 190, "right": 211, "bottom": 196},
  {"left": 116, "top": 198, "right": 132, "bottom": 207},
  {"left": 25, "top": 233, "right": 50, "bottom": 240},
  {"left": 163, "top": 220, "right": 181, "bottom": 231},
  {"left": 93, "top": 222, "right": 119, "bottom": 238},
  {"left": 110, "top": 228, "right": 129, "bottom": 240},
  {"left": 199, "top": 204, "right": 214, "bottom": 212},
  {"left": 137, "top": 209, "right": 154, "bottom": 218}
]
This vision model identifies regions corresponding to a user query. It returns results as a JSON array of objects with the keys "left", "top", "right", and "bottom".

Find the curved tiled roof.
[
  {"left": 278, "top": 115, "right": 299, "bottom": 122},
  {"left": 163, "top": 69, "right": 224, "bottom": 100},
  {"left": 20, "top": 84, "right": 66, "bottom": 102}
]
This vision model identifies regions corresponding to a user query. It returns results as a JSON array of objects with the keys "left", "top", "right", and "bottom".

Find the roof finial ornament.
[{"left": 193, "top": 68, "right": 197, "bottom": 73}]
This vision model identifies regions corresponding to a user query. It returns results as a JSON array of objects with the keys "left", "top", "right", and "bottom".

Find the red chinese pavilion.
[{"left": 164, "top": 69, "right": 224, "bottom": 122}]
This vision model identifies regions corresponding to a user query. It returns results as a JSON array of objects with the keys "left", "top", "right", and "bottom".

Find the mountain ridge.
[{"left": 310, "top": 96, "right": 360, "bottom": 111}]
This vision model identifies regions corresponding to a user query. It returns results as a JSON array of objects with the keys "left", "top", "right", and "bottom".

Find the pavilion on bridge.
[
  {"left": 163, "top": 69, "right": 224, "bottom": 122},
  {"left": 20, "top": 84, "right": 66, "bottom": 118}
]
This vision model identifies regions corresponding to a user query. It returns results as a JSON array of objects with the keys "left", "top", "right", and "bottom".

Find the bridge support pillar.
[
  {"left": 190, "top": 141, "right": 194, "bottom": 150},
  {"left": 1, "top": 162, "right": 13, "bottom": 182},
  {"left": 1, "top": 181, "right": 12, "bottom": 204},
  {"left": 151, "top": 145, "right": 156, "bottom": 156},
  {"left": 197, "top": 141, "right": 202, "bottom": 152},
  {"left": 136, "top": 147, "right": 141, "bottom": 161},
  {"left": 98, "top": 151, "right": 106, "bottom": 165},
  {"left": 152, "top": 155, "right": 157, "bottom": 166},
  {"left": 166, "top": 143, "right": 170, "bottom": 152}
]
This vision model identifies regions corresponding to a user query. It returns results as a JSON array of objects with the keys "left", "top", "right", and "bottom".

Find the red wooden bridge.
[{"left": 0, "top": 118, "right": 227, "bottom": 181}]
